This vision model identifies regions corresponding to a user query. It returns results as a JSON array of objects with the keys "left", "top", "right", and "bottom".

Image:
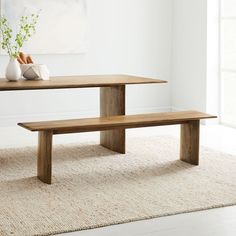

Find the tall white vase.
[{"left": 5, "top": 58, "right": 21, "bottom": 82}]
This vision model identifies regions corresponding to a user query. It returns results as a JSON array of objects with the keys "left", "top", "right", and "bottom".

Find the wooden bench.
[{"left": 18, "top": 111, "right": 216, "bottom": 184}]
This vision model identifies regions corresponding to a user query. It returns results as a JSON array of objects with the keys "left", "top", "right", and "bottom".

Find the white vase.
[{"left": 5, "top": 58, "right": 21, "bottom": 82}]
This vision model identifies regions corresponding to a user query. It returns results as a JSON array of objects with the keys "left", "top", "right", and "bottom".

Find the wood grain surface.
[
  {"left": 180, "top": 120, "right": 200, "bottom": 165},
  {"left": 38, "top": 131, "right": 53, "bottom": 184},
  {"left": 19, "top": 111, "right": 216, "bottom": 133},
  {"left": 0, "top": 75, "right": 167, "bottom": 91},
  {"left": 100, "top": 86, "right": 126, "bottom": 154}
]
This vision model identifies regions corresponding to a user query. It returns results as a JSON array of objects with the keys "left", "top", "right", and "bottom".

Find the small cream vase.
[{"left": 5, "top": 58, "right": 21, "bottom": 82}]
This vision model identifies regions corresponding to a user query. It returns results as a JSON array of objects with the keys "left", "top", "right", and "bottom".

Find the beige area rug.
[{"left": 0, "top": 136, "right": 236, "bottom": 236}]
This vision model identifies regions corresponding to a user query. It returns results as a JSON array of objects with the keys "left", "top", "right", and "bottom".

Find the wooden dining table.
[{"left": 0, "top": 74, "right": 167, "bottom": 153}]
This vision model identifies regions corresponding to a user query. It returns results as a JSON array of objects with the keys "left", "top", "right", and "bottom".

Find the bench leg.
[
  {"left": 100, "top": 86, "right": 126, "bottom": 154},
  {"left": 38, "top": 131, "right": 53, "bottom": 184},
  {"left": 180, "top": 120, "right": 200, "bottom": 165}
]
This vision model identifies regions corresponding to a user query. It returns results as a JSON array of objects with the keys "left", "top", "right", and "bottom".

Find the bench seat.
[
  {"left": 19, "top": 111, "right": 215, "bottom": 134},
  {"left": 18, "top": 111, "right": 216, "bottom": 184}
]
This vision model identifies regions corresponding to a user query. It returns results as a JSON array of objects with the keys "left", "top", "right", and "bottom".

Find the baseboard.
[
  {"left": 0, "top": 106, "right": 172, "bottom": 127},
  {"left": 127, "top": 106, "right": 171, "bottom": 115},
  {"left": 171, "top": 107, "right": 190, "bottom": 112}
]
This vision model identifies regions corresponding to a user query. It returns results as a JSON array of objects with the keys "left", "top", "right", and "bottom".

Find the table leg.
[
  {"left": 180, "top": 120, "right": 200, "bottom": 165},
  {"left": 100, "top": 86, "right": 126, "bottom": 154},
  {"left": 38, "top": 131, "right": 53, "bottom": 184}
]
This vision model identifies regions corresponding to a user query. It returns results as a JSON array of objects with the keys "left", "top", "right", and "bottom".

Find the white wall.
[
  {"left": 171, "top": 0, "right": 208, "bottom": 111},
  {"left": 0, "top": 0, "right": 172, "bottom": 127},
  {"left": 206, "top": 0, "right": 220, "bottom": 120}
]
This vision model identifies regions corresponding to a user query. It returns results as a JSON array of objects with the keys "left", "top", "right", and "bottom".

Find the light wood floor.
[{"left": 0, "top": 124, "right": 235, "bottom": 236}]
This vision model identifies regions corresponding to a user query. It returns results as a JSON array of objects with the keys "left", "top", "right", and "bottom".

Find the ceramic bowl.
[{"left": 20, "top": 64, "right": 50, "bottom": 80}]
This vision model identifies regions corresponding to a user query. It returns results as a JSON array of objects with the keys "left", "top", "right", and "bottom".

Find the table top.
[{"left": 0, "top": 75, "right": 167, "bottom": 91}]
